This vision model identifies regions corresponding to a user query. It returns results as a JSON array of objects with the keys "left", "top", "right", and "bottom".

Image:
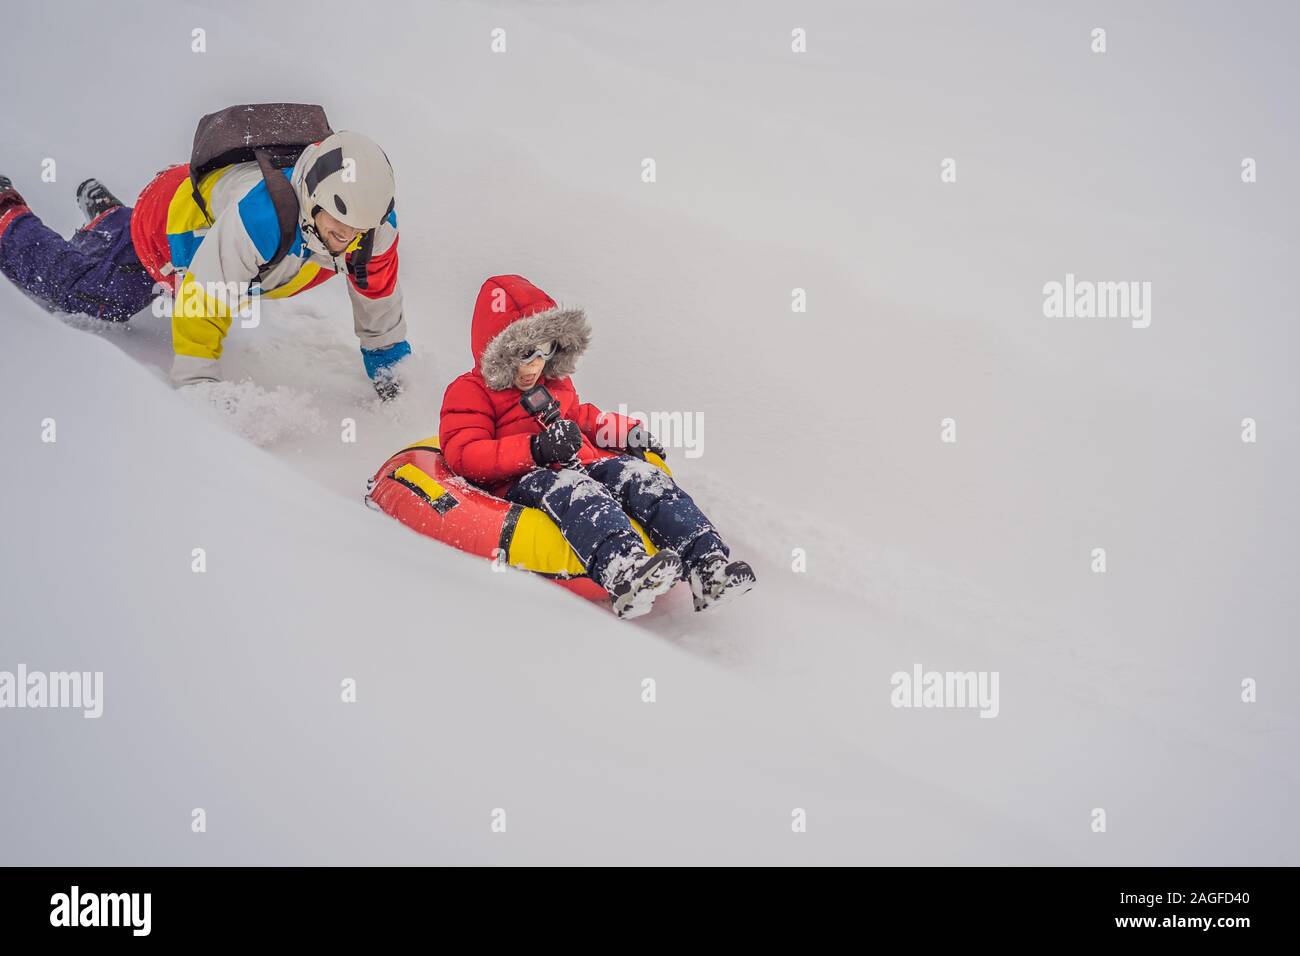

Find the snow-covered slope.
[{"left": 1, "top": 0, "right": 1296, "bottom": 863}]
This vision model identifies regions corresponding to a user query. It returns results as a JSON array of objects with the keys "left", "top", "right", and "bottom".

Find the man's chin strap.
[
  {"left": 301, "top": 216, "right": 344, "bottom": 271},
  {"left": 301, "top": 203, "right": 380, "bottom": 276},
  {"left": 299, "top": 201, "right": 331, "bottom": 263}
]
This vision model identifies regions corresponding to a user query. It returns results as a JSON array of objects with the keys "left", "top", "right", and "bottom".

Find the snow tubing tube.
[{"left": 365, "top": 437, "right": 671, "bottom": 604}]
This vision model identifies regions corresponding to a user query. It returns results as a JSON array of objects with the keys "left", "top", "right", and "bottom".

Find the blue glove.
[{"left": 362, "top": 340, "right": 411, "bottom": 400}]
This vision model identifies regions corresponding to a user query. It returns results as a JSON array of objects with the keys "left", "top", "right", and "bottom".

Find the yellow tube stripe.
[
  {"left": 508, "top": 507, "right": 656, "bottom": 577},
  {"left": 509, "top": 507, "right": 588, "bottom": 576},
  {"left": 642, "top": 450, "right": 673, "bottom": 478},
  {"left": 393, "top": 463, "right": 450, "bottom": 502}
]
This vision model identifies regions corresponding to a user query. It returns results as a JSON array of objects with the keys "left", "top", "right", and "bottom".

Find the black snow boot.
[
  {"left": 688, "top": 552, "right": 756, "bottom": 611},
  {"left": 607, "top": 549, "right": 682, "bottom": 620},
  {"left": 75, "top": 178, "right": 123, "bottom": 224}
]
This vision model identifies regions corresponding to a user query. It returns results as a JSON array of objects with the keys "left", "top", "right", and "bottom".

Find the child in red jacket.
[{"left": 439, "top": 275, "right": 755, "bottom": 619}]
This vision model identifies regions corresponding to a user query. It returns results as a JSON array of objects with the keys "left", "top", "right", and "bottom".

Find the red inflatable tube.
[{"left": 365, "top": 439, "right": 611, "bottom": 604}]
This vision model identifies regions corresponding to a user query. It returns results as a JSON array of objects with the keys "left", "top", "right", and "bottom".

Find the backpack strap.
[
  {"left": 347, "top": 197, "right": 394, "bottom": 290},
  {"left": 253, "top": 149, "right": 301, "bottom": 282},
  {"left": 190, "top": 176, "right": 213, "bottom": 225},
  {"left": 348, "top": 230, "right": 376, "bottom": 289}
]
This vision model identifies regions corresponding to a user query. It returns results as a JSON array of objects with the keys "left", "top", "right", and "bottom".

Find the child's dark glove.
[
  {"left": 531, "top": 418, "right": 583, "bottom": 465},
  {"left": 624, "top": 422, "right": 666, "bottom": 460}
]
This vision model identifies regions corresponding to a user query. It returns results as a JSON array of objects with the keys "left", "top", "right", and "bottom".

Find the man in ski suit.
[
  {"left": 439, "top": 274, "right": 756, "bottom": 619},
  {"left": 0, "top": 130, "right": 411, "bottom": 397}
]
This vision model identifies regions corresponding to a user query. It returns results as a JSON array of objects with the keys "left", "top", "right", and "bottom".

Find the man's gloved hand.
[
  {"left": 170, "top": 354, "right": 223, "bottom": 388},
  {"left": 372, "top": 367, "right": 402, "bottom": 402},
  {"left": 624, "top": 422, "right": 666, "bottom": 460},
  {"left": 362, "top": 340, "right": 411, "bottom": 402},
  {"left": 531, "top": 418, "right": 583, "bottom": 465}
]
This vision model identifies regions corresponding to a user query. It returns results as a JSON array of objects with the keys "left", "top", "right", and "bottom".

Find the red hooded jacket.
[{"left": 439, "top": 275, "right": 641, "bottom": 497}]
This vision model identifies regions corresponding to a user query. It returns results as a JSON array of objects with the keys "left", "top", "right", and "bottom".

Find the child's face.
[{"left": 514, "top": 356, "right": 547, "bottom": 390}]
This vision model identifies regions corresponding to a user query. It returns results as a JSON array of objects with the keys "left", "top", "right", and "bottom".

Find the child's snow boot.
[
  {"left": 689, "top": 552, "right": 756, "bottom": 611},
  {"left": 607, "top": 549, "right": 682, "bottom": 620}
]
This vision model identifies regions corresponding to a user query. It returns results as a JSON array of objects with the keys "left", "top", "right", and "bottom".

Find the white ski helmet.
[{"left": 301, "top": 130, "right": 394, "bottom": 230}]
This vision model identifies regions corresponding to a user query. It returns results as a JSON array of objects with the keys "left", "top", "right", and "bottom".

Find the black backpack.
[{"left": 189, "top": 103, "right": 333, "bottom": 278}]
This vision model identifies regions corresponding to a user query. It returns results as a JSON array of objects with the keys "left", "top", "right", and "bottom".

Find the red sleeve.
[
  {"left": 347, "top": 233, "right": 399, "bottom": 300},
  {"left": 440, "top": 376, "right": 535, "bottom": 485}
]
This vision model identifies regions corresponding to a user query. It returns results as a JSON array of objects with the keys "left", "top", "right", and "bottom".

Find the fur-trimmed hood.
[{"left": 471, "top": 275, "right": 591, "bottom": 390}]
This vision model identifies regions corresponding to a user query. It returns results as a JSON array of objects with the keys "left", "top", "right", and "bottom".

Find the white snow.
[{"left": 0, "top": 0, "right": 1296, "bottom": 864}]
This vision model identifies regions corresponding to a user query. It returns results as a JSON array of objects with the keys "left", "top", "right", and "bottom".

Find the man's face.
[{"left": 313, "top": 208, "right": 362, "bottom": 254}]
